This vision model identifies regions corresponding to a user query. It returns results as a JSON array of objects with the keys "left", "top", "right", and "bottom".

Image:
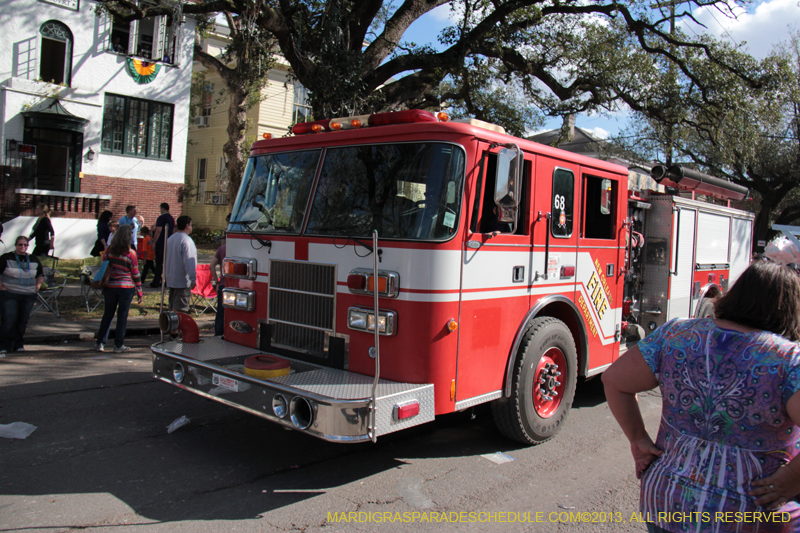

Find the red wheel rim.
[{"left": 533, "top": 347, "right": 566, "bottom": 418}]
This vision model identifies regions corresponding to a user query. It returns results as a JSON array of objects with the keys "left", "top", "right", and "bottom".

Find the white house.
[{"left": 0, "top": 0, "right": 195, "bottom": 258}]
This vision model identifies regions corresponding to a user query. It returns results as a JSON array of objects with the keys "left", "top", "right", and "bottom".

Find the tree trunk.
[
  {"left": 224, "top": 86, "right": 249, "bottom": 211},
  {"left": 753, "top": 195, "right": 779, "bottom": 252}
]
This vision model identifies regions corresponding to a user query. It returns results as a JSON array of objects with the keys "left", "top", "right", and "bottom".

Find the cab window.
[
  {"left": 551, "top": 168, "right": 574, "bottom": 237},
  {"left": 582, "top": 175, "right": 616, "bottom": 239},
  {"left": 473, "top": 152, "right": 529, "bottom": 235}
]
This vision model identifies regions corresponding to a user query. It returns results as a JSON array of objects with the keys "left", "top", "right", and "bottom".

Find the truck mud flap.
[{"left": 151, "top": 337, "right": 434, "bottom": 442}]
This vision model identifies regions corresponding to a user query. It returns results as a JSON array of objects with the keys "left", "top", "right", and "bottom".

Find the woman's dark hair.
[
  {"left": 107, "top": 224, "right": 132, "bottom": 257},
  {"left": 98, "top": 210, "right": 113, "bottom": 224},
  {"left": 715, "top": 260, "right": 800, "bottom": 341}
]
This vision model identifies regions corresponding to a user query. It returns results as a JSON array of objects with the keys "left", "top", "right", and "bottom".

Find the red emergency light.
[
  {"left": 347, "top": 273, "right": 367, "bottom": 291},
  {"left": 367, "top": 109, "right": 438, "bottom": 127},
  {"left": 291, "top": 110, "right": 440, "bottom": 135},
  {"left": 291, "top": 119, "right": 330, "bottom": 135},
  {"left": 347, "top": 273, "right": 390, "bottom": 294}
]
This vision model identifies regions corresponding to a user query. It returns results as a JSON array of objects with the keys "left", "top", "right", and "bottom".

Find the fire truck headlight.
[
  {"left": 348, "top": 307, "right": 397, "bottom": 336},
  {"left": 348, "top": 309, "right": 368, "bottom": 329},
  {"left": 367, "top": 314, "right": 387, "bottom": 333},
  {"left": 222, "top": 288, "right": 255, "bottom": 311}
]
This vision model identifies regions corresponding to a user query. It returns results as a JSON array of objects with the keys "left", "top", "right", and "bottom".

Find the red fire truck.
[{"left": 152, "top": 110, "right": 753, "bottom": 444}]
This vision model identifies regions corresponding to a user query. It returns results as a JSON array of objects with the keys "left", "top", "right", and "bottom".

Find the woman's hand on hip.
[
  {"left": 631, "top": 436, "right": 662, "bottom": 480},
  {"left": 750, "top": 465, "right": 800, "bottom": 509}
]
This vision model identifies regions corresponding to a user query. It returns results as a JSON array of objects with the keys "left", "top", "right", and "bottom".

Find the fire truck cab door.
[{"left": 457, "top": 145, "right": 533, "bottom": 402}]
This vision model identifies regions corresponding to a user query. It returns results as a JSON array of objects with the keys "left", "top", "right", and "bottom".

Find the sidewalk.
[{"left": 25, "top": 281, "right": 215, "bottom": 344}]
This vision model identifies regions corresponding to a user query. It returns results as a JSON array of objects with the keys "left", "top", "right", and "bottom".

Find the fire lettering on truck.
[
  {"left": 586, "top": 271, "right": 609, "bottom": 320},
  {"left": 593, "top": 258, "right": 613, "bottom": 305},
  {"left": 577, "top": 294, "right": 598, "bottom": 337}
]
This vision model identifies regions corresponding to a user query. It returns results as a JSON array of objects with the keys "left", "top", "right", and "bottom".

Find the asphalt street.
[{"left": 0, "top": 337, "right": 663, "bottom": 532}]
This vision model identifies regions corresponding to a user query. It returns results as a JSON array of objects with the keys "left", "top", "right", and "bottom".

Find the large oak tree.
[
  {"left": 610, "top": 31, "right": 798, "bottom": 248},
  {"left": 97, "top": 0, "right": 766, "bottom": 202}
]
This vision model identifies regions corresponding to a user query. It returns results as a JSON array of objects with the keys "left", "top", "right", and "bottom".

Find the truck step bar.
[{"left": 152, "top": 337, "right": 435, "bottom": 442}]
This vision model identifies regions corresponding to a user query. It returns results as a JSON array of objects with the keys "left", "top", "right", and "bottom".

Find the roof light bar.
[
  {"left": 291, "top": 110, "right": 440, "bottom": 135},
  {"left": 368, "top": 109, "right": 437, "bottom": 127},
  {"left": 291, "top": 119, "right": 330, "bottom": 135}
]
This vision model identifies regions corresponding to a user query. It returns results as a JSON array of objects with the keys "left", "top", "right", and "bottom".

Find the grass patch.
[
  {"left": 52, "top": 243, "right": 218, "bottom": 283},
  {"left": 55, "top": 292, "right": 218, "bottom": 321},
  {"left": 54, "top": 259, "right": 86, "bottom": 283}
]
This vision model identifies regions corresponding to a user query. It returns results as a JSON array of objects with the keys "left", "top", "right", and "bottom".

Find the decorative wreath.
[{"left": 126, "top": 57, "right": 161, "bottom": 84}]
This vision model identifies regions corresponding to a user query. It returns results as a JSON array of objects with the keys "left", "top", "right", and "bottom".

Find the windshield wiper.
[
  {"left": 230, "top": 219, "right": 272, "bottom": 252},
  {"left": 347, "top": 236, "right": 382, "bottom": 262},
  {"left": 352, "top": 238, "right": 373, "bottom": 254}
]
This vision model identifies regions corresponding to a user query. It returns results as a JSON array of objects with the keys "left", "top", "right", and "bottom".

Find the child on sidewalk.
[{"left": 139, "top": 226, "right": 156, "bottom": 284}]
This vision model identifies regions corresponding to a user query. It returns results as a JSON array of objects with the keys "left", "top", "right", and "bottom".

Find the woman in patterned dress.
[{"left": 603, "top": 260, "right": 800, "bottom": 532}]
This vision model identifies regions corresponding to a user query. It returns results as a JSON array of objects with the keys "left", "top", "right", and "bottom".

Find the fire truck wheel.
[
  {"left": 491, "top": 316, "right": 577, "bottom": 445},
  {"left": 697, "top": 298, "right": 716, "bottom": 319}
]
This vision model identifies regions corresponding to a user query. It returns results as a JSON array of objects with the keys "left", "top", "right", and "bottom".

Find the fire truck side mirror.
[
  {"left": 494, "top": 145, "right": 521, "bottom": 223},
  {"left": 600, "top": 178, "right": 613, "bottom": 215}
]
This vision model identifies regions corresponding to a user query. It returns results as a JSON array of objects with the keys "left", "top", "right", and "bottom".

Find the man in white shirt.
[{"left": 164, "top": 215, "right": 197, "bottom": 313}]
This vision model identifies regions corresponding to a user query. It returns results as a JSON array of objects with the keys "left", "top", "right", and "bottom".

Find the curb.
[
  {"left": 27, "top": 332, "right": 97, "bottom": 344},
  {"left": 27, "top": 321, "right": 214, "bottom": 345}
]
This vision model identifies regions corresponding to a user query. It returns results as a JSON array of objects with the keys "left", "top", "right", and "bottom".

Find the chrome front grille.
[{"left": 268, "top": 260, "right": 336, "bottom": 357}]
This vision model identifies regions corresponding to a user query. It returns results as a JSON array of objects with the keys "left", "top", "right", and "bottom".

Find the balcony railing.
[{"left": 14, "top": 189, "right": 112, "bottom": 219}]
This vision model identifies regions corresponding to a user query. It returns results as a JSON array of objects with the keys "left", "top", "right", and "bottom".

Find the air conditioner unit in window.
[
  {"left": 208, "top": 193, "right": 227, "bottom": 205},
  {"left": 194, "top": 116, "right": 209, "bottom": 127}
]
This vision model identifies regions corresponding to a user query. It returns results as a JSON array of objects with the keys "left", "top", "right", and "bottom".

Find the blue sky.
[{"left": 400, "top": 0, "right": 800, "bottom": 138}]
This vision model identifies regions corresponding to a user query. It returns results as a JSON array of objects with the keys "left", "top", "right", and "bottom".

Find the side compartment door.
[
  {"left": 666, "top": 207, "right": 696, "bottom": 321},
  {"left": 729, "top": 216, "right": 753, "bottom": 284},
  {"left": 575, "top": 170, "right": 625, "bottom": 371}
]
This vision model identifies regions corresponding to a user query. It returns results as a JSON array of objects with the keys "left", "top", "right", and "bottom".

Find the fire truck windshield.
[
  {"left": 232, "top": 143, "right": 465, "bottom": 240},
  {"left": 305, "top": 142, "right": 465, "bottom": 240},
  {"left": 232, "top": 150, "right": 322, "bottom": 233}
]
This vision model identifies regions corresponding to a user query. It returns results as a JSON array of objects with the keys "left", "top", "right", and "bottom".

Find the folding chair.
[
  {"left": 32, "top": 255, "right": 67, "bottom": 318},
  {"left": 80, "top": 257, "right": 104, "bottom": 313},
  {"left": 190, "top": 264, "right": 217, "bottom": 317}
]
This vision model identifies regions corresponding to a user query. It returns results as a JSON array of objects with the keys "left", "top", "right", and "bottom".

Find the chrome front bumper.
[{"left": 151, "top": 337, "right": 434, "bottom": 442}]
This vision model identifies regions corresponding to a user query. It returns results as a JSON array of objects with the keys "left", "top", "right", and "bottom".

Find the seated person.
[{"left": 481, "top": 205, "right": 513, "bottom": 235}]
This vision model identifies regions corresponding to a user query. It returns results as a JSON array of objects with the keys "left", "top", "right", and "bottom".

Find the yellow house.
[{"left": 185, "top": 27, "right": 310, "bottom": 230}]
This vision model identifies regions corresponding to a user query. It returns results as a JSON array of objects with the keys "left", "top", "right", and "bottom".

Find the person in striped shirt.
[
  {"left": 94, "top": 224, "right": 142, "bottom": 353},
  {"left": 0, "top": 236, "right": 44, "bottom": 355}
]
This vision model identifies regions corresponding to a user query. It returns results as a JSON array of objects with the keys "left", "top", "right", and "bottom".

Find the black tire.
[
  {"left": 491, "top": 316, "right": 578, "bottom": 445},
  {"left": 697, "top": 298, "right": 715, "bottom": 319}
]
